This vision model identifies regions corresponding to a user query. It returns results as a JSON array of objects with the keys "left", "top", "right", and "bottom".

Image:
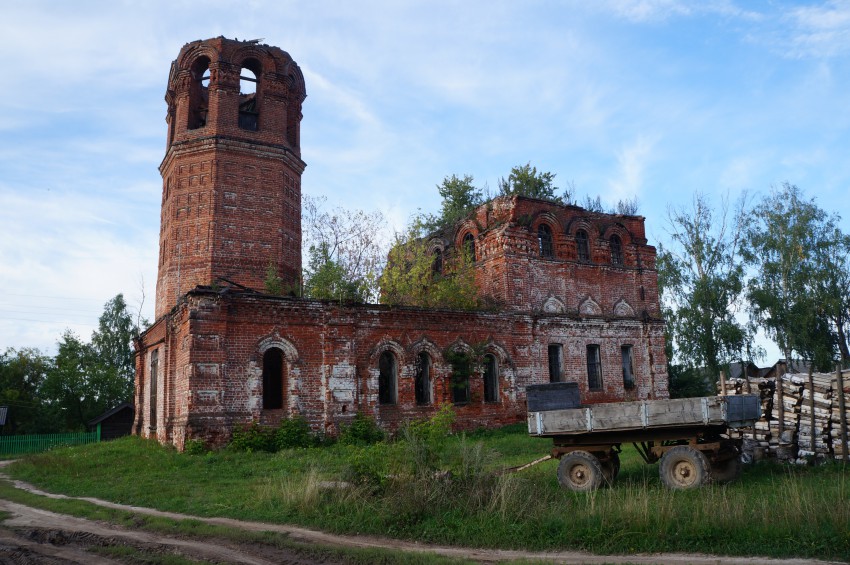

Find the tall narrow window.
[
  {"left": 149, "top": 350, "right": 158, "bottom": 430},
  {"left": 621, "top": 345, "right": 635, "bottom": 389},
  {"left": 576, "top": 230, "right": 590, "bottom": 262},
  {"left": 262, "top": 348, "right": 284, "bottom": 409},
  {"left": 188, "top": 57, "right": 210, "bottom": 130},
  {"left": 450, "top": 351, "right": 471, "bottom": 404},
  {"left": 586, "top": 344, "right": 602, "bottom": 390},
  {"left": 538, "top": 224, "right": 554, "bottom": 258},
  {"left": 378, "top": 351, "right": 397, "bottom": 405},
  {"left": 238, "top": 60, "right": 260, "bottom": 131},
  {"left": 432, "top": 248, "right": 443, "bottom": 275},
  {"left": 548, "top": 344, "right": 562, "bottom": 383},
  {"left": 484, "top": 354, "right": 499, "bottom": 403},
  {"left": 415, "top": 352, "right": 431, "bottom": 405},
  {"left": 610, "top": 235, "right": 623, "bottom": 265},
  {"left": 462, "top": 232, "right": 476, "bottom": 262}
]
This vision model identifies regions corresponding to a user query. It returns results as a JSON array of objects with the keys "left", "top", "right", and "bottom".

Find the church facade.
[{"left": 133, "top": 37, "right": 668, "bottom": 449}]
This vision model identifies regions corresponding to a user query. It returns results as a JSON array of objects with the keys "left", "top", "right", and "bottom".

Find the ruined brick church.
[{"left": 133, "top": 37, "right": 669, "bottom": 449}]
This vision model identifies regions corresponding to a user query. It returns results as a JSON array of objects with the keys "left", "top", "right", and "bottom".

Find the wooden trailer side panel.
[{"left": 528, "top": 395, "right": 759, "bottom": 437}]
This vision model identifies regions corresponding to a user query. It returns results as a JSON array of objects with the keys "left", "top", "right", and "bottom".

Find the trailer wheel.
[
  {"left": 601, "top": 452, "right": 620, "bottom": 485},
  {"left": 711, "top": 457, "right": 741, "bottom": 483},
  {"left": 660, "top": 446, "right": 710, "bottom": 489},
  {"left": 557, "top": 450, "right": 604, "bottom": 492}
]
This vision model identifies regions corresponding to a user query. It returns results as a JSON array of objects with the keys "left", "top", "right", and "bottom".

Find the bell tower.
[{"left": 155, "top": 37, "right": 306, "bottom": 318}]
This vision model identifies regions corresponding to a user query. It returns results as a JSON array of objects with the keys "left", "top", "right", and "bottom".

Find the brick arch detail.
[
  {"left": 370, "top": 338, "right": 406, "bottom": 365},
  {"left": 579, "top": 296, "right": 602, "bottom": 316},
  {"left": 601, "top": 222, "right": 633, "bottom": 245},
  {"left": 453, "top": 221, "right": 479, "bottom": 248},
  {"left": 257, "top": 334, "right": 300, "bottom": 362},
  {"left": 613, "top": 298, "right": 636, "bottom": 317},
  {"left": 175, "top": 45, "right": 221, "bottom": 76},
  {"left": 231, "top": 46, "right": 276, "bottom": 74},
  {"left": 482, "top": 341, "right": 511, "bottom": 368},
  {"left": 542, "top": 295, "right": 566, "bottom": 314},
  {"left": 531, "top": 212, "right": 559, "bottom": 233},
  {"left": 409, "top": 337, "right": 442, "bottom": 362}
]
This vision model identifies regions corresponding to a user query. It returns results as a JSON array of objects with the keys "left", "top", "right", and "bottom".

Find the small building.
[{"left": 88, "top": 402, "right": 135, "bottom": 441}]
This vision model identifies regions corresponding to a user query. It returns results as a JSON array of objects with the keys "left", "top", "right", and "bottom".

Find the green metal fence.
[{"left": 0, "top": 429, "right": 100, "bottom": 455}]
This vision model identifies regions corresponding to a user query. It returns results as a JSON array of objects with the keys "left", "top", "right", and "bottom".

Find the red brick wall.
[
  {"left": 435, "top": 196, "right": 660, "bottom": 319},
  {"left": 136, "top": 290, "right": 668, "bottom": 449},
  {"left": 155, "top": 38, "right": 306, "bottom": 318}
]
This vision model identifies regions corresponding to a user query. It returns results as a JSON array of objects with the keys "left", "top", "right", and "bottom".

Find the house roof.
[{"left": 87, "top": 402, "right": 134, "bottom": 426}]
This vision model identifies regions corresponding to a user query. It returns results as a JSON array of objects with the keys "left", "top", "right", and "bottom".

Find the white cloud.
[
  {"left": 607, "top": 136, "right": 656, "bottom": 204},
  {"left": 786, "top": 0, "right": 850, "bottom": 57}
]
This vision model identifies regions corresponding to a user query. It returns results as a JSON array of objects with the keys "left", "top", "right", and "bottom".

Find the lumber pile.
[{"left": 717, "top": 370, "right": 850, "bottom": 463}]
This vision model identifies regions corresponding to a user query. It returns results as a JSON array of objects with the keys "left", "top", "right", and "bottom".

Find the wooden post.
[
  {"left": 837, "top": 364, "right": 848, "bottom": 463},
  {"left": 808, "top": 365, "right": 816, "bottom": 456},
  {"left": 719, "top": 370, "right": 727, "bottom": 396}
]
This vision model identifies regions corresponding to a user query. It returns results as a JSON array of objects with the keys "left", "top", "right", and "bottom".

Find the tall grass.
[{"left": 5, "top": 427, "right": 849, "bottom": 561}]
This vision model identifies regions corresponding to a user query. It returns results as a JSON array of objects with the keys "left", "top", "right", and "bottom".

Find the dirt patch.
[{"left": 0, "top": 500, "right": 340, "bottom": 565}]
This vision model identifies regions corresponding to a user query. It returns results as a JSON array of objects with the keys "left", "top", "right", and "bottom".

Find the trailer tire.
[
  {"left": 660, "top": 446, "right": 710, "bottom": 489},
  {"left": 557, "top": 450, "right": 604, "bottom": 491},
  {"left": 711, "top": 457, "right": 741, "bottom": 483}
]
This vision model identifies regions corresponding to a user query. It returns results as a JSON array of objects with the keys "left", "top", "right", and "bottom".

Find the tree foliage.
[
  {"left": 421, "top": 174, "right": 485, "bottom": 231},
  {"left": 498, "top": 162, "right": 565, "bottom": 203},
  {"left": 302, "top": 195, "right": 388, "bottom": 303},
  {"left": 379, "top": 220, "right": 480, "bottom": 310},
  {"left": 0, "top": 348, "right": 57, "bottom": 433},
  {"left": 0, "top": 294, "right": 140, "bottom": 433},
  {"left": 304, "top": 242, "right": 368, "bottom": 302},
  {"left": 657, "top": 193, "right": 755, "bottom": 382},
  {"left": 743, "top": 183, "right": 850, "bottom": 369}
]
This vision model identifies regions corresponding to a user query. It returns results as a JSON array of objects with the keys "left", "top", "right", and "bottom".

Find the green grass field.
[{"left": 4, "top": 424, "right": 849, "bottom": 561}]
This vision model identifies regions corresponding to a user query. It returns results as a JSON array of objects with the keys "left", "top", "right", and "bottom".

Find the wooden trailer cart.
[{"left": 526, "top": 384, "right": 761, "bottom": 491}]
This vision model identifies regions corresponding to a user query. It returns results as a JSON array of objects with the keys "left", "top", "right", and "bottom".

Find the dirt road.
[{"left": 0, "top": 470, "right": 844, "bottom": 565}]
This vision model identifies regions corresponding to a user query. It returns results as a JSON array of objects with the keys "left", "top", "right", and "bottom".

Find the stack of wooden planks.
[{"left": 717, "top": 369, "right": 849, "bottom": 463}]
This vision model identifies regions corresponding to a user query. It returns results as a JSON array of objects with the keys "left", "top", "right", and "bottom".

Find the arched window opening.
[
  {"left": 576, "top": 229, "right": 590, "bottom": 262},
  {"left": 415, "top": 352, "right": 431, "bottom": 405},
  {"left": 483, "top": 354, "right": 499, "bottom": 403},
  {"left": 432, "top": 248, "right": 443, "bottom": 276},
  {"left": 188, "top": 57, "right": 210, "bottom": 130},
  {"left": 610, "top": 234, "right": 623, "bottom": 265},
  {"left": 239, "top": 60, "right": 260, "bottom": 131},
  {"left": 462, "top": 232, "right": 476, "bottom": 262},
  {"left": 449, "top": 350, "right": 471, "bottom": 404},
  {"left": 538, "top": 224, "right": 554, "bottom": 258},
  {"left": 378, "top": 351, "right": 397, "bottom": 405},
  {"left": 262, "top": 348, "right": 285, "bottom": 409}
]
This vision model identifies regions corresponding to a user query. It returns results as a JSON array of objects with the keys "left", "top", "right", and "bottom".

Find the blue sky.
[{"left": 1, "top": 1, "right": 849, "bottom": 361}]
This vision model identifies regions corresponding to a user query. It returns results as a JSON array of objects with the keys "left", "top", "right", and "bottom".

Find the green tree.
[
  {"left": 657, "top": 193, "right": 754, "bottom": 384},
  {"left": 41, "top": 294, "right": 139, "bottom": 431},
  {"left": 743, "top": 183, "right": 850, "bottom": 369},
  {"left": 91, "top": 294, "right": 137, "bottom": 385},
  {"left": 422, "top": 174, "right": 485, "bottom": 230},
  {"left": 498, "top": 162, "right": 564, "bottom": 202},
  {"left": 304, "top": 242, "right": 368, "bottom": 302},
  {"left": 302, "top": 196, "right": 387, "bottom": 303},
  {"left": 264, "top": 259, "right": 284, "bottom": 295},
  {"left": 0, "top": 348, "right": 58, "bottom": 433},
  {"left": 379, "top": 220, "right": 480, "bottom": 310}
]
